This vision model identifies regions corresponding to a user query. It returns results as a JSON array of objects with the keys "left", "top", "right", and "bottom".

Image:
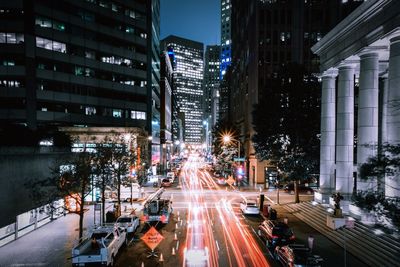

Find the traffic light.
[{"left": 237, "top": 164, "right": 244, "bottom": 176}]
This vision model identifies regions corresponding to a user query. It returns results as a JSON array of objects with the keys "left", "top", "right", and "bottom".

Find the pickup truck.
[{"left": 72, "top": 226, "right": 126, "bottom": 267}]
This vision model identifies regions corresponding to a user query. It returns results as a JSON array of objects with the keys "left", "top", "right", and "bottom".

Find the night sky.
[{"left": 160, "top": 0, "right": 221, "bottom": 46}]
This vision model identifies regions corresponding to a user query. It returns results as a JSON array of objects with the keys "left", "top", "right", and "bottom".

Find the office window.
[
  {"left": 36, "top": 16, "right": 65, "bottom": 31},
  {"left": 131, "top": 110, "right": 146, "bottom": 120},
  {"left": 0, "top": 80, "right": 22, "bottom": 87},
  {"left": 125, "top": 9, "right": 136, "bottom": 18},
  {"left": 113, "top": 109, "right": 122, "bottom": 118},
  {"left": 0, "top": 33, "right": 23, "bottom": 43},
  {"left": 35, "top": 17, "right": 52, "bottom": 28},
  {"left": 85, "top": 106, "right": 96, "bottom": 115},
  {"left": 2, "top": 60, "right": 15, "bottom": 66},
  {"left": 36, "top": 37, "right": 66, "bottom": 53}
]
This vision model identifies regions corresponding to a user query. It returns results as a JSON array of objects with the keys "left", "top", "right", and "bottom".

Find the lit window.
[
  {"left": 113, "top": 109, "right": 122, "bottom": 118},
  {"left": 0, "top": 33, "right": 23, "bottom": 44},
  {"left": 85, "top": 106, "right": 96, "bottom": 115},
  {"left": 36, "top": 37, "right": 66, "bottom": 53},
  {"left": 126, "top": 27, "right": 134, "bottom": 33},
  {"left": 35, "top": 17, "right": 52, "bottom": 28},
  {"left": 131, "top": 110, "right": 146, "bottom": 120}
]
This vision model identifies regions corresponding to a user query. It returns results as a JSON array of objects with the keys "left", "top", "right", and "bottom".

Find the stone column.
[
  {"left": 380, "top": 75, "right": 389, "bottom": 145},
  {"left": 386, "top": 36, "right": 400, "bottom": 197},
  {"left": 320, "top": 69, "right": 337, "bottom": 193},
  {"left": 357, "top": 52, "right": 379, "bottom": 191},
  {"left": 336, "top": 64, "right": 355, "bottom": 195}
]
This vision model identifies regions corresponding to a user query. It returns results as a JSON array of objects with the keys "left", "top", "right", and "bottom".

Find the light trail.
[{"left": 180, "top": 154, "right": 270, "bottom": 267}]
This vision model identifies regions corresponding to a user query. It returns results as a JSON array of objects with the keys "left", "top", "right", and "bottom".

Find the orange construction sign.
[{"left": 141, "top": 226, "right": 164, "bottom": 251}]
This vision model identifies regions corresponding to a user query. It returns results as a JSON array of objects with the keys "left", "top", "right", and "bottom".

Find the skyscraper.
[
  {"left": 220, "top": 0, "right": 232, "bottom": 78},
  {"left": 0, "top": 0, "right": 158, "bottom": 134},
  {"left": 161, "top": 35, "right": 204, "bottom": 145},
  {"left": 159, "top": 50, "right": 173, "bottom": 173},
  {"left": 227, "top": 0, "right": 364, "bottom": 185},
  {"left": 204, "top": 45, "right": 221, "bottom": 126}
]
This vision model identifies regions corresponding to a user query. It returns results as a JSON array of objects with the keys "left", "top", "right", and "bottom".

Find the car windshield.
[
  {"left": 247, "top": 202, "right": 257, "bottom": 206},
  {"left": 117, "top": 217, "right": 131, "bottom": 223},
  {"left": 162, "top": 179, "right": 169, "bottom": 182}
]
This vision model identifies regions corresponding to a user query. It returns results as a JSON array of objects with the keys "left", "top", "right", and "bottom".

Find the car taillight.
[
  {"left": 290, "top": 235, "right": 295, "bottom": 240},
  {"left": 272, "top": 235, "right": 279, "bottom": 239}
]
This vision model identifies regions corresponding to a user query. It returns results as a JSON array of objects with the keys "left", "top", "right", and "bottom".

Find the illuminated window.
[
  {"left": 0, "top": 33, "right": 24, "bottom": 43},
  {"left": 131, "top": 111, "right": 146, "bottom": 120},
  {"left": 36, "top": 37, "right": 66, "bottom": 53},
  {"left": 85, "top": 107, "right": 96, "bottom": 115},
  {"left": 113, "top": 109, "right": 122, "bottom": 118}
]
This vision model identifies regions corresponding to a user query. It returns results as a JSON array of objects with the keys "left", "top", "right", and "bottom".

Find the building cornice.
[{"left": 311, "top": 0, "right": 400, "bottom": 71}]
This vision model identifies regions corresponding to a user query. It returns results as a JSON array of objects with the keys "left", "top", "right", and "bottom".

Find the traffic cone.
[
  {"left": 172, "top": 247, "right": 176, "bottom": 255},
  {"left": 159, "top": 253, "right": 164, "bottom": 262},
  {"left": 174, "top": 233, "right": 178, "bottom": 241}
]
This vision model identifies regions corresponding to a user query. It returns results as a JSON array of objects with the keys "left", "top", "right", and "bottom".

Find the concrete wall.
[{"left": 0, "top": 147, "right": 71, "bottom": 227}]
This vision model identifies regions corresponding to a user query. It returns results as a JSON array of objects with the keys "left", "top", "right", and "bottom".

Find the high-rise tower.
[
  {"left": 161, "top": 35, "right": 204, "bottom": 145},
  {"left": 204, "top": 45, "right": 221, "bottom": 127}
]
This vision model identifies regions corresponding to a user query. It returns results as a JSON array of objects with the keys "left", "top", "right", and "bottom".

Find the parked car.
[
  {"left": 115, "top": 215, "right": 140, "bottom": 233},
  {"left": 275, "top": 244, "right": 323, "bottom": 267},
  {"left": 161, "top": 178, "right": 172, "bottom": 187},
  {"left": 167, "top": 172, "right": 175, "bottom": 183},
  {"left": 240, "top": 199, "right": 260, "bottom": 215},
  {"left": 258, "top": 220, "right": 295, "bottom": 248},
  {"left": 283, "top": 184, "right": 314, "bottom": 194}
]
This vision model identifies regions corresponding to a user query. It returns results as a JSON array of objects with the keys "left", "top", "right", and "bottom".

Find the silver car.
[
  {"left": 115, "top": 215, "right": 140, "bottom": 233},
  {"left": 240, "top": 199, "right": 260, "bottom": 215}
]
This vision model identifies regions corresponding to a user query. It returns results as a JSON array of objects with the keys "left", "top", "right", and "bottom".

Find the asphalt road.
[{"left": 0, "top": 154, "right": 363, "bottom": 267}]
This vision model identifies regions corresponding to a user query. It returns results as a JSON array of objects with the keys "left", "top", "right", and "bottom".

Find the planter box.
[{"left": 326, "top": 215, "right": 346, "bottom": 229}]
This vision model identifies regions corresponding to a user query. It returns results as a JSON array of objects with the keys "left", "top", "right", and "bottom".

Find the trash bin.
[
  {"left": 269, "top": 209, "right": 277, "bottom": 220},
  {"left": 263, "top": 204, "right": 270, "bottom": 217}
]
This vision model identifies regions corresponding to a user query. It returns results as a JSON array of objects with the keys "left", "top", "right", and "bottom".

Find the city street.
[{"left": 0, "top": 155, "right": 365, "bottom": 267}]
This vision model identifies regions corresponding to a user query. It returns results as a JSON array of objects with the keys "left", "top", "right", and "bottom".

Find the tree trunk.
[
  {"left": 294, "top": 180, "right": 300, "bottom": 203},
  {"left": 79, "top": 185, "right": 85, "bottom": 239},
  {"left": 101, "top": 178, "right": 106, "bottom": 225},
  {"left": 117, "top": 171, "right": 121, "bottom": 208}
]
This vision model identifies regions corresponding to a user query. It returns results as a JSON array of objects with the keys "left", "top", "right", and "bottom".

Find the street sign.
[
  {"left": 234, "top": 157, "right": 245, "bottom": 162},
  {"left": 141, "top": 226, "right": 164, "bottom": 251}
]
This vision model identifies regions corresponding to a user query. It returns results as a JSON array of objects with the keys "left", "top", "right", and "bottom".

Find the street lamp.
[{"left": 222, "top": 134, "right": 241, "bottom": 158}]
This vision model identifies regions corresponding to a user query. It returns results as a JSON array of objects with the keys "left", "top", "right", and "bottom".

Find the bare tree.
[{"left": 92, "top": 137, "right": 114, "bottom": 224}]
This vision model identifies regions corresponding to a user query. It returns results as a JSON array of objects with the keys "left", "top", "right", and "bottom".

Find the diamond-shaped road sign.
[{"left": 141, "top": 226, "right": 164, "bottom": 251}]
